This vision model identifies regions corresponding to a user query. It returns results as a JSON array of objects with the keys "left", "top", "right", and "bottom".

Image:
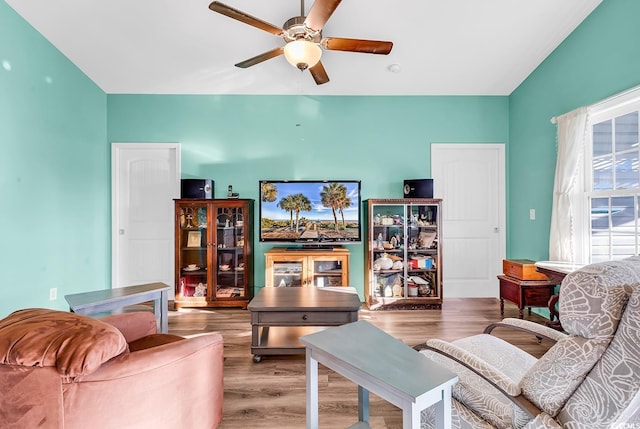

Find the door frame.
[
  {"left": 111, "top": 142, "right": 181, "bottom": 289},
  {"left": 431, "top": 143, "right": 506, "bottom": 297}
]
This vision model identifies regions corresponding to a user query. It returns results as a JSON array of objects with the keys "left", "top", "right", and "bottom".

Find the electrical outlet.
[
  {"left": 529, "top": 209, "right": 536, "bottom": 220},
  {"left": 49, "top": 288, "right": 57, "bottom": 301}
]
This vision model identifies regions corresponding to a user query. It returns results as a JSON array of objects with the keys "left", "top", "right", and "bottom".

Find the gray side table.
[
  {"left": 65, "top": 282, "right": 171, "bottom": 333},
  {"left": 300, "top": 320, "right": 458, "bottom": 429}
]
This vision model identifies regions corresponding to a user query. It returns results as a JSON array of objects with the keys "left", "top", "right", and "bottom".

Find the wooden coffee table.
[{"left": 247, "top": 287, "right": 361, "bottom": 362}]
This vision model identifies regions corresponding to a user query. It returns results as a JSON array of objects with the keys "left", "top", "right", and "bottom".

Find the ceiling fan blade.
[
  {"left": 322, "top": 37, "right": 393, "bottom": 55},
  {"left": 304, "top": 0, "right": 342, "bottom": 31},
  {"left": 209, "top": 1, "right": 283, "bottom": 36},
  {"left": 309, "top": 61, "right": 330, "bottom": 85},
  {"left": 235, "top": 47, "right": 284, "bottom": 68}
]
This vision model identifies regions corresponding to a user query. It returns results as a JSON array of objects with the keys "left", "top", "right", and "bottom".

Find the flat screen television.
[{"left": 259, "top": 180, "right": 362, "bottom": 245}]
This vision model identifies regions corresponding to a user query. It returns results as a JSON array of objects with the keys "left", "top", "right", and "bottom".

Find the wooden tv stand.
[{"left": 264, "top": 247, "right": 350, "bottom": 288}]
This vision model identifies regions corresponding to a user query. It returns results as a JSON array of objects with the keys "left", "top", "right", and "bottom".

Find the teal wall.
[
  {"left": 106, "top": 95, "right": 509, "bottom": 295},
  {"left": 1, "top": 2, "right": 107, "bottom": 316},
  {"left": 509, "top": 0, "right": 640, "bottom": 260},
  {"left": 3, "top": 0, "right": 638, "bottom": 317}
]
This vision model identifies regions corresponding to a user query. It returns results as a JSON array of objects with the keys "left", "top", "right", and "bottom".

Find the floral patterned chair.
[{"left": 417, "top": 256, "right": 640, "bottom": 429}]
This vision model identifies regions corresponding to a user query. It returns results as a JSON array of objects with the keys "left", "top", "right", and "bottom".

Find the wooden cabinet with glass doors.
[
  {"left": 264, "top": 247, "right": 350, "bottom": 288},
  {"left": 174, "top": 199, "right": 254, "bottom": 309},
  {"left": 365, "top": 199, "right": 442, "bottom": 309}
]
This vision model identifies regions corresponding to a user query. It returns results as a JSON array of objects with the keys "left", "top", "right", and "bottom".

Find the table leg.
[
  {"left": 403, "top": 404, "right": 420, "bottom": 429},
  {"left": 434, "top": 385, "right": 453, "bottom": 429},
  {"left": 358, "top": 385, "right": 369, "bottom": 424},
  {"left": 153, "top": 295, "right": 162, "bottom": 332},
  {"left": 499, "top": 297, "right": 504, "bottom": 315},
  {"left": 306, "top": 350, "right": 319, "bottom": 429},
  {"left": 159, "top": 289, "right": 169, "bottom": 333}
]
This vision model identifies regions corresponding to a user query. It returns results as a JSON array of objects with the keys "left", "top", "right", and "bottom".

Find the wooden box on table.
[
  {"left": 502, "top": 259, "right": 549, "bottom": 281},
  {"left": 499, "top": 259, "right": 554, "bottom": 319}
]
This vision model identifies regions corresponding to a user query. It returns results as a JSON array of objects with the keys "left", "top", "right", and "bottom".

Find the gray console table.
[
  {"left": 64, "top": 282, "right": 171, "bottom": 333},
  {"left": 300, "top": 321, "right": 458, "bottom": 429}
]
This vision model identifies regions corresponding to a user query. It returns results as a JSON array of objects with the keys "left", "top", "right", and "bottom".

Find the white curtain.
[{"left": 549, "top": 107, "right": 588, "bottom": 262}]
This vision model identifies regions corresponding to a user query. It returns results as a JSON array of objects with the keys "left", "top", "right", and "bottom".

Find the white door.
[
  {"left": 112, "top": 143, "right": 181, "bottom": 298},
  {"left": 431, "top": 144, "right": 505, "bottom": 298}
]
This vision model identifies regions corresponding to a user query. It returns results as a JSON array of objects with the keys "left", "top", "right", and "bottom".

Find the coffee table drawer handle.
[{"left": 302, "top": 314, "right": 308, "bottom": 320}]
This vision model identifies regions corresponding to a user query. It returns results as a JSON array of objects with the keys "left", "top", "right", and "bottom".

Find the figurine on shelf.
[
  {"left": 392, "top": 277, "right": 403, "bottom": 297},
  {"left": 376, "top": 233, "right": 383, "bottom": 250},
  {"left": 376, "top": 280, "right": 384, "bottom": 297},
  {"left": 185, "top": 208, "right": 195, "bottom": 229},
  {"left": 198, "top": 208, "right": 207, "bottom": 228},
  {"left": 194, "top": 283, "right": 207, "bottom": 297},
  {"left": 384, "top": 284, "right": 393, "bottom": 297}
]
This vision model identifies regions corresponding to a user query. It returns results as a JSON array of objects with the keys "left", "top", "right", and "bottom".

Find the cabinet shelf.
[
  {"left": 372, "top": 249, "right": 403, "bottom": 253},
  {"left": 365, "top": 198, "right": 442, "bottom": 310},
  {"left": 181, "top": 269, "right": 206, "bottom": 274}
]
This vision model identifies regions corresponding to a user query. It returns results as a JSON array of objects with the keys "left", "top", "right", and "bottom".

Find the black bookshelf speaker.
[
  {"left": 181, "top": 179, "right": 214, "bottom": 199},
  {"left": 403, "top": 179, "right": 433, "bottom": 198}
]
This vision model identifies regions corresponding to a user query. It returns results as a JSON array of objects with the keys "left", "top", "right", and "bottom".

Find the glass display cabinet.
[
  {"left": 264, "top": 248, "right": 350, "bottom": 288},
  {"left": 364, "top": 199, "right": 442, "bottom": 309},
  {"left": 174, "top": 199, "right": 254, "bottom": 309}
]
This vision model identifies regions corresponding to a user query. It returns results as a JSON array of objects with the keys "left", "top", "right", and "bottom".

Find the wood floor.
[{"left": 166, "top": 298, "right": 553, "bottom": 429}]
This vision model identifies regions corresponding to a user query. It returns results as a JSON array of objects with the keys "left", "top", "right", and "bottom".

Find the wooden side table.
[
  {"left": 497, "top": 275, "right": 556, "bottom": 319},
  {"left": 534, "top": 261, "right": 584, "bottom": 331}
]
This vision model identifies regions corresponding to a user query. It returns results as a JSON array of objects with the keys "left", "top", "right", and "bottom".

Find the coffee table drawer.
[{"left": 257, "top": 311, "right": 355, "bottom": 325}]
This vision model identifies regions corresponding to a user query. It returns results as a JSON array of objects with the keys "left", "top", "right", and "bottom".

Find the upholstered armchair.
[
  {"left": 418, "top": 256, "right": 640, "bottom": 429},
  {"left": 0, "top": 308, "right": 224, "bottom": 429}
]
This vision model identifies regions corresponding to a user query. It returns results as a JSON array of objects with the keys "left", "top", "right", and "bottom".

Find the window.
[{"left": 587, "top": 92, "right": 640, "bottom": 262}]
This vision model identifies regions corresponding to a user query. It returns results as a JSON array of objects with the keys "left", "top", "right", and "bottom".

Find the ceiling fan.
[{"left": 209, "top": 0, "right": 393, "bottom": 85}]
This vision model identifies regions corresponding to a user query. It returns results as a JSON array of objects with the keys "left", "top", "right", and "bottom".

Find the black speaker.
[
  {"left": 181, "top": 179, "right": 214, "bottom": 199},
  {"left": 403, "top": 179, "right": 433, "bottom": 198}
]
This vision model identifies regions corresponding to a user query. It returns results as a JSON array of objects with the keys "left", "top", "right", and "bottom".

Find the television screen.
[{"left": 259, "top": 180, "right": 362, "bottom": 244}]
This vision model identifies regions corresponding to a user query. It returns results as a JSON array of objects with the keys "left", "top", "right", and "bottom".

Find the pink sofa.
[{"left": 0, "top": 308, "right": 223, "bottom": 429}]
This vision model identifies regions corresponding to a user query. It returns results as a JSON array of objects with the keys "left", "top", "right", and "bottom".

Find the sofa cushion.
[
  {"left": 128, "top": 333, "right": 184, "bottom": 352},
  {"left": 559, "top": 257, "right": 640, "bottom": 339},
  {"left": 555, "top": 286, "right": 640, "bottom": 427},
  {"left": 0, "top": 308, "right": 127, "bottom": 379},
  {"left": 520, "top": 336, "right": 610, "bottom": 417}
]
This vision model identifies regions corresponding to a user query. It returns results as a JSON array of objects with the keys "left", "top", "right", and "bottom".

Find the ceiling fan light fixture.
[{"left": 283, "top": 40, "right": 322, "bottom": 71}]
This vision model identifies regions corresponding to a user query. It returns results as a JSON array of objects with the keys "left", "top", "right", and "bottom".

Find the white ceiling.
[{"left": 6, "top": 0, "right": 602, "bottom": 96}]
